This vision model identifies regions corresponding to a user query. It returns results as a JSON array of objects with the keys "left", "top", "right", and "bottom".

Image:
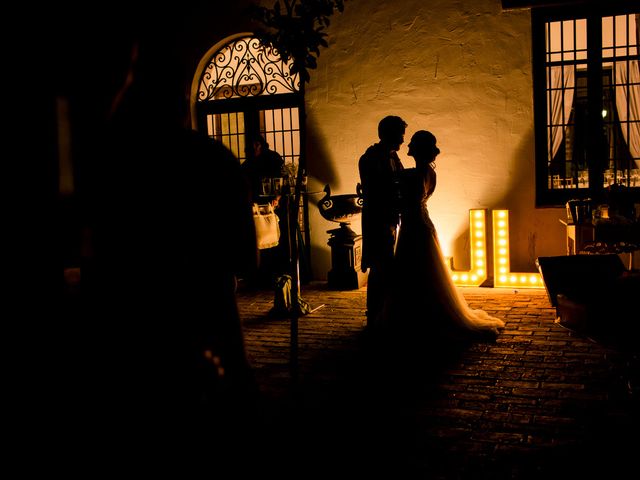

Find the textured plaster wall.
[{"left": 303, "top": 0, "right": 566, "bottom": 281}]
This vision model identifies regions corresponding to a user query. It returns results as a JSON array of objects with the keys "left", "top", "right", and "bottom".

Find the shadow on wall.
[
  {"left": 489, "top": 131, "right": 540, "bottom": 272},
  {"left": 491, "top": 132, "right": 565, "bottom": 272},
  {"left": 448, "top": 130, "right": 564, "bottom": 274},
  {"left": 305, "top": 114, "right": 340, "bottom": 281},
  {"left": 305, "top": 114, "right": 340, "bottom": 188},
  {"left": 490, "top": 131, "right": 565, "bottom": 271},
  {"left": 310, "top": 238, "right": 332, "bottom": 281}
]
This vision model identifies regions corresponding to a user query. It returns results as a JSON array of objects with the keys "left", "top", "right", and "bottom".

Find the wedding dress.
[{"left": 377, "top": 166, "right": 505, "bottom": 341}]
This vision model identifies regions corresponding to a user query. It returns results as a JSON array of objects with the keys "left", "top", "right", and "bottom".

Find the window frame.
[{"left": 532, "top": 3, "right": 640, "bottom": 207}]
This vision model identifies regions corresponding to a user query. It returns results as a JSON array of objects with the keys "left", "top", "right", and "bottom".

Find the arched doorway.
[{"left": 191, "top": 33, "right": 311, "bottom": 276}]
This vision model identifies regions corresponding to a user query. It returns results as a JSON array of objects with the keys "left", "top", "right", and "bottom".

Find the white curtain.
[
  {"left": 547, "top": 66, "right": 575, "bottom": 161},
  {"left": 614, "top": 60, "right": 640, "bottom": 167}
]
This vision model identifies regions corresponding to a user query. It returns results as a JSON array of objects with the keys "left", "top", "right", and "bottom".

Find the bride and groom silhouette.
[{"left": 359, "top": 116, "right": 505, "bottom": 347}]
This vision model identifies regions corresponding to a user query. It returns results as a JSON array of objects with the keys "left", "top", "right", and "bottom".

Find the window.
[
  {"left": 533, "top": 6, "right": 640, "bottom": 206},
  {"left": 196, "top": 36, "right": 304, "bottom": 169},
  {"left": 205, "top": 108, "right": 300, "bottom": 166}
]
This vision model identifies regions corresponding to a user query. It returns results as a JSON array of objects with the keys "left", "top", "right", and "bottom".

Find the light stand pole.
[{"left": 286, "top": 167, "right": 305, "bottom": 383}]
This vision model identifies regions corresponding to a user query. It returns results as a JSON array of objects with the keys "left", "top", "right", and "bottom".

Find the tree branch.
[{"left": 248, "top": 0, "right": 346, "bottom": 84}]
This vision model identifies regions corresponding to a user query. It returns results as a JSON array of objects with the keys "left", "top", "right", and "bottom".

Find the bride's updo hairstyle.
[{"left": 411, "top": 130, "right": 440, "bottom": 158}]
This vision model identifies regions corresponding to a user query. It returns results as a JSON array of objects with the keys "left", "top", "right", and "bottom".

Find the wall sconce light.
[
  {"left": 492, "top": 209, "right": 543, "bottom": 289},
  {"left": 447, "top": 209, "right": 488, "bottom": 287}
]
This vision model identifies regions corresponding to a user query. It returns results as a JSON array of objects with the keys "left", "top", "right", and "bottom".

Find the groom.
[{"left": 358, "top": 115, "right": 407, "bottom": 331}]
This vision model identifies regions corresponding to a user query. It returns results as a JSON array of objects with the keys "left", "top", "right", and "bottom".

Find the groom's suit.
[{"left": 359, "top": 142, "right": 404, "bottom": 326}]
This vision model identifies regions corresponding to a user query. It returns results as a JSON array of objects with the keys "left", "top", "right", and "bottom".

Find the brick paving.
[{"left": 236, "top": 282, "right": 639, "bottom": 479}]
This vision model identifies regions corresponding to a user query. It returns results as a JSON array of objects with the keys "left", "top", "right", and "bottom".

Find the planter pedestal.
[{"left": 327, "top": 224, "right": 367, "bottom": 290}]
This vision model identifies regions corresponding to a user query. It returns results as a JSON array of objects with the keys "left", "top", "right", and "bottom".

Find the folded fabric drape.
[
  {"left": 615, "top": 60, "right": 640, "bottom": 166},
  {"left": 548, "top": 65, "right": 575, "bottom": 162}
]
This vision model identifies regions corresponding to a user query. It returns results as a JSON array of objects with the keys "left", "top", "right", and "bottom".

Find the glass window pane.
[
  {"left": 602, "top": 16, "right": 614, "bottom": 49},
  {"left": 548, "top": 21, "right": 561, "bottom": 52},
  {"left": 563, "top": 20, "right": 575, "bottom": 51},
  {"left": 259, "top": 108, "right": 301, "bottom": 166},
  {"left": 205, "top": 113, "right": 246, "bottom": 161},
  {"left": 576, "top": 19, "right": 587, "bottom": 49},
  {"left": 273, "top": 110, "right": 283, "bottom": 131},
  {"left": 615, "top": 15, "right": 629, "bottom": 48},
  {"left": 207, "top": 114, "right": 214, "bottom": 137}
]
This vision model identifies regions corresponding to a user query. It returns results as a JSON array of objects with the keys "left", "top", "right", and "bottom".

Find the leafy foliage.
[{"left": 248, "top": 0, "right": 346, "bottom": 84}]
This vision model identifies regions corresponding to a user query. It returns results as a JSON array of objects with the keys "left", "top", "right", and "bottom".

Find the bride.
[{"left": 377, "top": 130, "right": 505, "bottom": 343}]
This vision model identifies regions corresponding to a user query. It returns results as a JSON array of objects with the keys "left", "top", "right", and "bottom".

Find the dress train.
[{"left": 376, "top": 167, "right": 505, "bottom": 342}]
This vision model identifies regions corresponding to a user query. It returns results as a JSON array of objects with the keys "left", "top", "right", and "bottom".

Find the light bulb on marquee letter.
[
  {"left": 491, "top": 210, "right": 543, "bottom": 289},
  {"left": 447, "top": 209, "right": 488, "bottom": 287}
]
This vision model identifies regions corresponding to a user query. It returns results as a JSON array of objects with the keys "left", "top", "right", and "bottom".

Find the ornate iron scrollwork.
[{"left": 198, "top": 36, "right": 301, "bottom": 101}]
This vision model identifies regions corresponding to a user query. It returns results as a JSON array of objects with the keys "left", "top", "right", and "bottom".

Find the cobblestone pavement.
[{"left": 236, "top": 283, "right": 639, "bottom": 479}]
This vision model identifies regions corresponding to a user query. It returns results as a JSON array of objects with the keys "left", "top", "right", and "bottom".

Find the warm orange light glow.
[
  {"left": 447, "top": 209, "right": 488, "bottom": 287},
  {"left": 447, "top": 209, "right": 543, "bottom": 288},
  {"left": 492, "top": 210, "right": 543, "bottom": 288}
]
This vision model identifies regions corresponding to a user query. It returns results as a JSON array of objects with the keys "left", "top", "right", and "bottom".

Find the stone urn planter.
[
  {"left": 316, "top": 183, "right": 363, "bottom": 233},
  {"left": 316, "top": 184, "right": 367, "bottom": 289}
]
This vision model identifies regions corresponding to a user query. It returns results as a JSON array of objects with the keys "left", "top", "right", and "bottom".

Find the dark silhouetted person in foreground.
[
  {"left": 377, "top": 131, "right": 504, "bottom": 350},
  {"left": 84, "top": 29, "right": 259, "bottom": 476},
  {"left": 358, "top": 115, "right": 407, "bottom": 330}
]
